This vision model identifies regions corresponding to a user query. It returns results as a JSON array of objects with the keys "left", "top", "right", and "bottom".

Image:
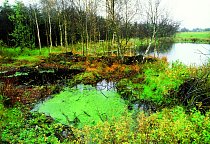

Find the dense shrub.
[
  {"left": 117, "top": 60, "right": 191, "bottom": 106},
  {"left": 0, "top": 98, "right": 61, "bottom": 143},
  {"left": 141, "top": 61, "right": 191, "bottom": 104},
  {"left": 74, "top": 106, "right": 210, "bottom": 143},
  {"left": 178, "top": 64, "right": 210, "bottom": 111}
]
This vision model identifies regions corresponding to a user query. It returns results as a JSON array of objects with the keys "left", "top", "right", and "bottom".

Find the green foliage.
[
  {"left": 0, "top": 101, "right": 60, "bottom": 143},
  {"left": 140, "top": 61, "right": 190, "bottom": 104},
  {"left": 2, "top": 97, "right": 209, "bottom": 143},
  {"left": 117, "top": 60, "right": 191, "bottom": 105},
  {"left": 9, "top": 2, "right": 34, "bottom": 50},
  {"left": 178, "top": 64, "right": 210, "bottom": 111},
  {"left": 0, "top": 47, "right": 20, "bottom": 58},
  {"left": 0, "top": 40, "right": 6, "bottom": 47},
  {"left": 0, "top": 47, "right": 63, "bottom": 65},
  {"left": 0, "top": 58, "right": 209, "bottom": 143},
  {"left": 74, "top": 106, "right": 210, "bottom": 143}
]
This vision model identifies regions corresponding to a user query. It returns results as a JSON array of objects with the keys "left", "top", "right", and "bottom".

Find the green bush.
[
  {"left": 117, "top": 61, "right": 191, "bottom": 106},
  {"left": 141, "top": 61, "right": 190, "bottom": 104},
  {"left": 74, "top": 106, "right": 210, "bottom": 143},
  {"left": 0, "top": 100, "right": 60, "bottom": 143}
]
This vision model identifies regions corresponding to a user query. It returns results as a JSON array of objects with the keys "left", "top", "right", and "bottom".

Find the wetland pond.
[
  {"left": 32, "top": 80, "right": 129, "bottom": 128},
  {"left": 32, "top": 43, "right": 210, "bottom": 128}
]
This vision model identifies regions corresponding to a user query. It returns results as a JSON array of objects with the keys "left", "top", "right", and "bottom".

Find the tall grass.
[{"left": 0, "top": 46, "right": 65, "bottom": 62}]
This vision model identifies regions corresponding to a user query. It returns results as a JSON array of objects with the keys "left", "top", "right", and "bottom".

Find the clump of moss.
[{"left": 73, "top": 71, "right": 101, "bottom": 84}]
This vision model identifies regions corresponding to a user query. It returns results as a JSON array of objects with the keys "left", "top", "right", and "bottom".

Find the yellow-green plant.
[{"left": 73, "top": 106, "right": 210, "bottom": 143}]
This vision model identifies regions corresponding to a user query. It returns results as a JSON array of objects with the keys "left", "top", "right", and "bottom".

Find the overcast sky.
[
  {"left": 1, "top": 0, "right": 210, "bottom": 29},
  {"left": 163, "top": 0, "right": 210, "bottom": 29}
]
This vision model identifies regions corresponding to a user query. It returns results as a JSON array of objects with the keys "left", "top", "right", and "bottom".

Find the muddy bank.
[
  {"left": 0, "top": 66, "right": 84, "bottom": 86},
  {"left": 0, "top": 64, "right": 84, "bottom": 106}
]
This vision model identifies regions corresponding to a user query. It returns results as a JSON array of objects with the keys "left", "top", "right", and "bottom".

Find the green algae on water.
[{"left": 37, "top": 84, "right": 126, "bottom": 128}]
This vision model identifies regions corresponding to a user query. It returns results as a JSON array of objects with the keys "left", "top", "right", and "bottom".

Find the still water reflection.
[{"left": 149, "top": 43, "right": 210, "bottom": 66}]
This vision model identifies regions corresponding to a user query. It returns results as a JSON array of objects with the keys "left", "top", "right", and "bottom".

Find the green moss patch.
[{"left": 36, "top": 84, "right": 126, "bottom": 128}]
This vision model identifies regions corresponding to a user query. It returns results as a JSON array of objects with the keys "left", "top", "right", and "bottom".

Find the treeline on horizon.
[
  {"left": 180, "top": 27, "right": 210, "bottom": 32},
  {"left": 0, "top": 0, "right": 179, "bottom": 50}
]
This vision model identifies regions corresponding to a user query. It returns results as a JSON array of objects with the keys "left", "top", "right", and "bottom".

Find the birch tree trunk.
[
  {"left": 64, "top": 18, "right": 68, "bottom": 51},
  {"left": 85, "top": 0, "right": 89, "bottom": 56},
  {"left": 62, "top": 0, "right": 68, "bottom": 52},
  {"left": 33, "top": 8, "right": 42, "bottom": 54},
  {"left": 59, "top": 18, "right": 63, "bottom": 47},
  {"left": 57, "top": 10, "right": 63, "bottom": 47},
  {"left": 48, "top": 11, "right": 52, "bottom": 52},
  {"left": 143, "top": 0, "right": 160, "bottom": 60},
  {"left": 143, "top": 24, "right": 156, "bottom": 58}
]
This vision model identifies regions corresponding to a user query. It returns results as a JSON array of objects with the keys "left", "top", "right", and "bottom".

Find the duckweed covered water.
[{"left": 34, "top": 82, "right": 127, "bottom": 128}]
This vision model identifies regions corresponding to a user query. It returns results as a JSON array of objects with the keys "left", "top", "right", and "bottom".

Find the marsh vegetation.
[{"left": 0, "top": 0, "right": 210, "bottom": 143}]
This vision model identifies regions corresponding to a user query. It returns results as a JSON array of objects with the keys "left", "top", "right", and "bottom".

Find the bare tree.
[
  {"left": 61, "top": 0, "right": 68, "bottom": 50},
  {"left": 105, "top": 0, "right": 115, "bottom": 56},
  {"left": 105, "top": 0, "right": 139, "bottom": 57},
  {"left": 71, "top": 0, "right": 86, "bottom": 55},
  {"left": 143, "top": 0, "right": 164, "bottom": 58},
  {"left": 87, "top": 0, "right": 99, "bottom": 54},
  {"left": 117, "top": 0, "right": 139, "bottom": 56},
  {"left": 84, "top": 0, "right": 89, "bottom": 55},
  {"left": 142, "top": 0, "right": 179, "bottom": 59},
  {"left": 41, "top": 0, "right": 56, "bottom": 52},
  {"left": 34, "top": 8, "right": 42, "bottom": 53},
  {"left": 55, "top": 0, "right": 63, "bottom": 47}
]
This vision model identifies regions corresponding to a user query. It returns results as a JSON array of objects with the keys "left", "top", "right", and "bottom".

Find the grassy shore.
[{"left": 175, "top": 31, "right": 210, "bottom": 43}]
